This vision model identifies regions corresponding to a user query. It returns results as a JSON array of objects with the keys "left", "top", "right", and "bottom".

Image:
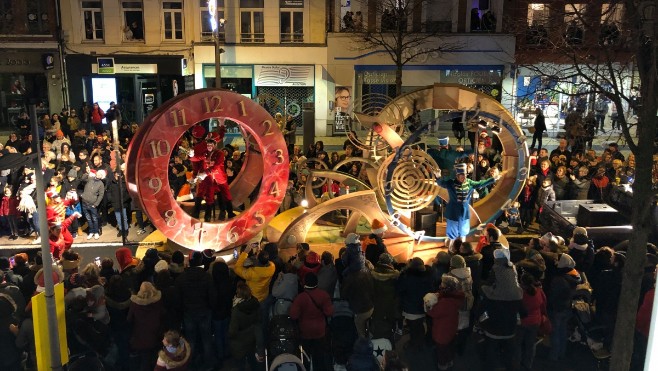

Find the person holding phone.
[{"left": 233, "top": 242, "right": 275, "bottom": 303}]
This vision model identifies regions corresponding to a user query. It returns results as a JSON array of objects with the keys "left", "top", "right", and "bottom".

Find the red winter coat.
[
  {"left": 637, "top": 288, "right": 654, "bottom": 339},
  {"left": 91, "top": 107, "right": 105, "bottom": 124},
  {"left": 426, "top": 291, "right": 465, "bottom": 345},
  {"left": 195, "top": 175, "right": 217, "bottom": 203},
  {"left": 289, "top": 289, "right": 334, "bottom": 339},
  {"left": 0, "top": 195, "right": 19, "bottom": 216},
  {"left": 49, "top": 214, "right": 76, "bottom": 259},
  {"left": 520, "top": 287, "right": 547, "bottom": 327},
  {"left": 208, "top": 150, "right": 228, "bottom": 185}
]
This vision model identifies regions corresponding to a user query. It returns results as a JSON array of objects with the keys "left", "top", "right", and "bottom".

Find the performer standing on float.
[
  {"left": 206, "top": 132, "right": 235, "bottom": 220},
  {"left": 436, "top": 163, "right": 502, "bottom": 244}
]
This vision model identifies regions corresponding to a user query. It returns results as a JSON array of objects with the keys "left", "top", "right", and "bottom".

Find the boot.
[{"left": 226, "top": 200, "right": 236, "bottom": 218}]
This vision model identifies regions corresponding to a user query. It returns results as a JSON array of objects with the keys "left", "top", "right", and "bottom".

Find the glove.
[{"left": 188, "top": 149, "right": 195, "bottom": 158}]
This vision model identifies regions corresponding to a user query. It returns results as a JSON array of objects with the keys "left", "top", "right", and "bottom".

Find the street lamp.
[{"left": 208, "top": 0, "right": 225, "bottom": 88}]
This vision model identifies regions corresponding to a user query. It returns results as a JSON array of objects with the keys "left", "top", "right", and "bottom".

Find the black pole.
[
  {"left": 29, "top": 104, "right": 64, "bottom": 371},
  {"left": 111, "top": 120, "right": 127, "bottom": 245}
]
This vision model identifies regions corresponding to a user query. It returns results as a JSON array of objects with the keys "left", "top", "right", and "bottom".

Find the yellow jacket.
[{"left": 234, "top": 252, "right": 275, "bottom": 302}]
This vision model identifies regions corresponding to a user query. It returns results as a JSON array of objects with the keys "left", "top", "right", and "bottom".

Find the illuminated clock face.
[{"left": 125, "top": 89, "right": 289, "bottom": 250}]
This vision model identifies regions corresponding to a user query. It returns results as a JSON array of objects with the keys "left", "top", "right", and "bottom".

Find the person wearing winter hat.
[
  {"left": 481, "top": 248, "right": 522, "bottom": 301},
  {"left": 431, "top": 251, "right": 452, "bottom": 288},
  {"left": 155, "top": 330, "right": 191, "bottom": 371},
  {"left": 478, "top": 247, "right": 524, "bottom": 369},
  {"left": 342, "top": 233, "right": 366, "bottom": 277},
  {"left": 298, "top": 251, "right": 321, "bottom": 287},
  {"left": 290, "top": 272, "right": 334, "bottom": 370},
  {"left": 48, "top": 208, "right": 82, "bottom": 260},
  {"left": 154, "top": 260, "right": 169, "bottom": 274},
  {"left": 448, "top": 253, "right": 474, "bottom": 352},
  {"left": 128, "top": 281, "right": 165, "bottom": 366},
  {"left": 368, "top": 251, "right": 400, "bottom": 339},
  {"left": 548, "top": 253, "right": 581, "bottom": 361},
  {"left": 426, "top": 274, "right": 465, "bottom": 371},
  {"left": 568, "top": 226, "right": 594, "bottom": 273},
  {"left": 397, "top": 256, "right": 433, "bottom": 346},
  {"left": 115, "top": 247, "right": 140, "bottom": 293},
  {"left": 34, "top": 265, "right": 65, "bottom": 293},
  {"left": 361, "top": 219, "right": 389, "bottom": 266},
  {"left": 169, "top": 250, "right": 185, "bottom": 278},
  {"left": 436, "top": 162, "right": 503, "bottom": 241}
]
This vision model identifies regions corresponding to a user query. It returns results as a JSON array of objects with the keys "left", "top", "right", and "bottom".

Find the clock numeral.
[
  {"left": 254, "top": 210, "right": 265, "bottom": 227},
  {"left": 274, "top": 149, "right": 285, "bottom": 165},
  {"left": 202, "top": 95, "right": 223, "bottom": 113},
  {"left": 148, "top": 177, "right": 163, "bottom": 193},
  {"left": 269, "top": 182, "right": 280, "bottom": 197},
  {"left": 227, "top": 226, "right": 240, "bottom": 243},
  {"left": 237, "top": 101, "right": 248, "bottom": 117},
  {"left": 164, "top": 209, "right": 177, "bottom": 227},
  {"left": 170, "top": 109, "right": 188, "bottom": 127},
  {"left": 148, "top": 140, "right": 171, "bottom": 158},
  {"left": 260, "top": 120, "right": 274, "bottom": 136}
]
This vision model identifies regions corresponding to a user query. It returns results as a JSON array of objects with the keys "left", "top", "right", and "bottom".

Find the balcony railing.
[
  {"left": 240, "top": 33, "right": 264, "bottom": 43},
  {"left": 280, "top": 32, "right": 303, "bottom": 43}
]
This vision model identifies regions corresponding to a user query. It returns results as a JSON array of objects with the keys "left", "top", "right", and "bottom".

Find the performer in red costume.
[
  {"left": 189, "top": 125, "right": 208, "bottom": 175},
  {"left": 206, "top": 137, "right": 235, "bottom": 220},
  {"left": 46, "top": 207, "right": 81, "bottom": 259}
]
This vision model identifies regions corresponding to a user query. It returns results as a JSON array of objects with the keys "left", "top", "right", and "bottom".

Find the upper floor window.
[
  {"left": 122, "top": 1, "right": 144, "bottom": 41},
  {"left": 280, "top": 10, "right": 303, "bottom": 43},
  {"left": 201, "top": 0, "right": 225, "bottom": 41},
  {"left": 600, "top": 3, "right": 623, "bottom": 45},
  {"left": 426, "top": 0, "right": 453, "bottom": 33},
  {"left": 163, "top": 1, "right": 184, "bottom": 40},
  {"left": 564, "top": 3, "right": 586, "bottom": 45},
  {"left": 240, "top": 0, "right": 264, "bottom": 43},
  {"left": 526, "top": 4, "right": 549, "bottom": 45},
  {"left": 470, "top": 0, "right": 496, "bottom": 32},
  {"left": 27, "top": 0, "right": 50, "bottom": 35},
  {"left": 82, "top": 1, "right": 103, "bottom": 40}
]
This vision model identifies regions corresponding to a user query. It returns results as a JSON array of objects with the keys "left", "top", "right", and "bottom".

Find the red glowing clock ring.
[{"left": 125, "top": 89, "right": 289, "bottom": 250}]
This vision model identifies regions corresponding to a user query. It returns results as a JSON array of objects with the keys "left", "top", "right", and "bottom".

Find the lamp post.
[{"left": 208, "top": 1, "right": 225, "bottom": 89}]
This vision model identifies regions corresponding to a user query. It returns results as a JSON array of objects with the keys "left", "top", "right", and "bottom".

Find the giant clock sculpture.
[{"left": 125, "top": 89, "right": 289, "bottom": 251}]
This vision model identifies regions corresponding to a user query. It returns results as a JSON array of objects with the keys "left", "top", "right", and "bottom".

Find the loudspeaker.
[
  {"left": 415, "top": 211, "right": 438, "bottom": 237},
  {"left": 576, "top": 204, "right": 624, "bottom": 227}
]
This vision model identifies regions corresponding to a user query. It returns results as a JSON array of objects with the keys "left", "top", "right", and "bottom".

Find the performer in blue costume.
[
  {"left": 427, "top": 137, "right": 466, "bottom": 178},
  {"left": 436, "top": 163, "right": 501, "bottom": 241}
]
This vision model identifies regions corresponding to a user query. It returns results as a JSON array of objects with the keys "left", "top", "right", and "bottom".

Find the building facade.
[{"left": 0, "top": 0, "right": 63, "bottom": 133}]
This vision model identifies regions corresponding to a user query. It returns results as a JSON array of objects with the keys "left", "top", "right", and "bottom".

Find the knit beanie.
[
  {"left": 304, "top": 272, "right": 318, "bottom": 289},
  {"left": 115, "top": 247, "right": 135, "bottom": 271},
  {"left": 345, "top": 233, "right": 361, "bottom": 246},
  {"left": 494, "top": 248, "right": 512, "bottom": 267},
  {"left": 436, "top": 251, "right": 450, "bottom": 265},
  {"left": 450, "top": 254, "right": 466, "bottom": 269},
  {"left": 570, "top": 234, "right": 589, "bottom": 251},
  {"left": 378, "top": 253, "right": 395, "bottom": 267},
  {"left": 371, "top": 219, "right": 387, "bottom": 235},
  {"left": 171, "top": 251, "right": 185, "bottom": 265},
  {"left": 154, "top": 260, "right": 169, "bottom": 273},
  {"left": 409, "top": 257, "right": 426, "bottom": 271},
  {"left": 441, "top": 275, "right": 459, "bottom": 291},
  {"left": 557, "top": 253, "right": 576, "bottom": 269},
  {"left": 572, "top": 226, "right": 588, "bottom": 238}
]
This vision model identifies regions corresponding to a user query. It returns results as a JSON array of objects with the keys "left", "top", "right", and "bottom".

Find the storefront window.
[
  {"left": 203, "top": 65, "right": 253, "bottom": 95},
  {"left": 0, "top": 73, "right": 49, "bottom": 132}
]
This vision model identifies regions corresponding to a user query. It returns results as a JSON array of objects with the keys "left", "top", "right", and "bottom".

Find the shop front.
[
  {"left": 66, "top": 55, "right": 185, "bottom": 125},
  {"left": 0, "top": 50, "right": 61, "bottom": 133}
]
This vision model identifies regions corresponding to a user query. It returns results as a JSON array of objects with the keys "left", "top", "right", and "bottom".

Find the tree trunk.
[
  {"left": 395, "top": 64, "right": 403, "bottom": 97},
  {"left": 609, "top": 42, "right": 657, "bottom": 368}
]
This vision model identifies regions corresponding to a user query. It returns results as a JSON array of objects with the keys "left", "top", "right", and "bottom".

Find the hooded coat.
[
  {"left": 289, "top": 288, "right": 334, "bottom": 339},
  {"left": 427, "top": 290, "right": 465, "bottom": 345},
  {"left": 228, "top": 296, "right": 262, "bottom": 359},
  {"left": 127, "top": 288, "right": 165, "bottom": 350},
  {"left": 548, "top": 267, "right": 581, "bottom": 313},
  {"left": 448, "top": 267, "right": 474, "bottom": 311},
  {"left": 154, "top": 338, "right": 191, "bottom": 371},
  {"left": 370, "top": 264, "right": 400, "bottom": 321},
  {"left": 397, "top": 264, "right": 433, "bottom": 316}
]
